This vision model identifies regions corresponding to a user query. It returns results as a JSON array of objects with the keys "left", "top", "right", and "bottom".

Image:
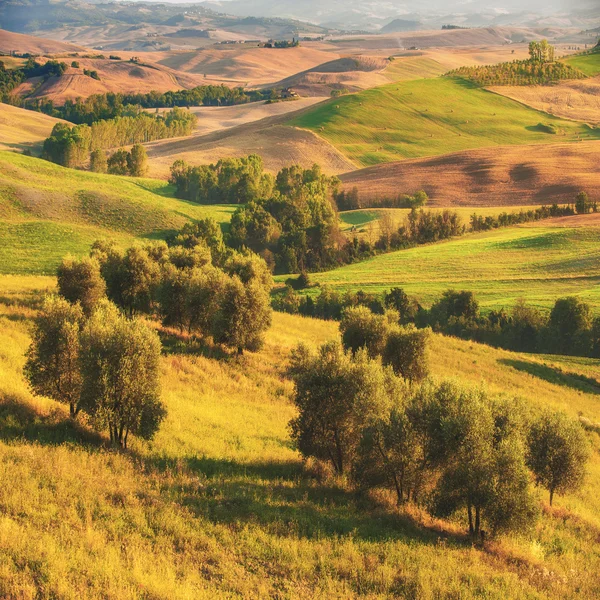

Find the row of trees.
[
  {"left": 15, "top": 86, "right": 280, "bottom": 125},
  {"left": 335, "top": 188, "right": 428, "bottom": 211},
  {"left": 0, "top": 58, "right": 67, "bottom": 100},
  {"left": 42, "top": 108, "right": 196, "bottom": 168},
  {"left": 289, "top": 343, "right": 589, "bottom": 537}
]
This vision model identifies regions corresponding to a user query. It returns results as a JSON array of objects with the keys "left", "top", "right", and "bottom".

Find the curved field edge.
[
  {"left": 0, "top": 276, "right": 599, "bottom": 598},
  {"left": 288, "top": 78, "right": 600, "bottom": 167}
]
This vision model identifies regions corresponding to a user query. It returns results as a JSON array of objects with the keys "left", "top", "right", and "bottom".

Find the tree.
[
  {"left": 57, "top": 255, "right": 106, "bottom": 315},
  {"left": 90, "top": 149, "right": 107, "bottom": 173},
  {"left": 417, "top": 381, "right": 537, "bottom": 537},
  {"left": 340, "top": 305, "right": 388, "bottom": 358},
  {"left": 289, "top": 342, "right": 400, "bottom": 474},
  {"left": 24, "top": 296, "right": 84, "bottom": 418},
  {"left": 430, "top": 289, "right": 479, "bottom": 326},
  {"left": 80, "top": 301, "right": 166, "bottom": 448},
  {"left": 118, "top": 246, "right": 161, "bottom": 316},
  {"left": 549, "top": 296, "right": 592, "bottom": 354},
  {"left": 107, "top": 149, "right": 129, "bottom": 175},
  {"left": 384, "top": 287, "right": 418, "bottom": 324},
  {"left": 353, "top": 400, "right": 423, "bottom": 504},
  {"left": 213, "top": 275, "right": 272, "bottom": 354},
  {"left": 527, "top": 411, "right": 589, "bottom": 506},
  {"left": 382, "top": 325, "right": 430, "bottom": 383},
  {"left": 126, "top": 143, "right": 148, "bottom": 177},
  {"left": 575, "top": 191, "right": 592, "bottom": 215}
]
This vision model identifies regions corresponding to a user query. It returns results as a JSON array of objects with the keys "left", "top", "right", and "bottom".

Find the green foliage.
[
  {"left": 126, "top": 143, "right": 148, "bottom": 177},
  {"left": 527, "top": 411, "right": 589, "bottom": 505},
  {"left": 340, "top": 306, "right": 388, "bottom": 358},
  {"left": 549, "top": 296, "right": 592, "bottom": 355},
  {"left": 89, "top": 149, "right": 107, "bottom": 173},
  {"left": 289, "top": 342, "right": 399, "bottom": 474},
  {"left": 43, "top": 108, "right": 196, "bottom": 168},
  {"left": 79, "top": 301, "right": 165, "bottom": 448},
  {"left": 57, "top": 255, "right": 106, "bottom": 315},
  {"left": 107, "top": 149, "right": 129, "bottom": 175},
  {"left": 382, "top": 326, "right": 430, "bottom": 383},
  {"left": 384, "top": 287, "right": 419, "bottom": 324},
  {"left": 24, "top": 296, "right": 84, "bottom": 418},
  {"left": 429, "top": 289, "right": 479, "bottom": 327}
]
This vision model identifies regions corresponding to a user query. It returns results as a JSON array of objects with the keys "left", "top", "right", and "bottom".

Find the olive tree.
[
  {"left": 24, "top": 296, "right": 84, "bottom": 418},
  {"left": 80, "top": 301, "right": 165, "bottom": 448},
  {"left": 288, "top": 342, "right": 400, "bottom": 475},
  {"left": 57, "top": 255, "right": 106, "bottom": 315},
  {"left": 340, "top": 305, "right": 388, "bottom": 358},
  {"left": 527, "top": 411, "right": 589, "bottom": 506},
  {"left": 213, "top": 276, "right": 272, "bottom": 354},
  {"left": 382, "top": 325, "right": 430, "bottom": 383}
]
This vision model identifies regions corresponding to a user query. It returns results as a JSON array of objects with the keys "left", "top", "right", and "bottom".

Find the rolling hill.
[
  {"left": 339, "top": 141, "right": 600, "bottom": 206},
  {"left": 0, "top": 151, "right": 235, "bottom": 274},
  {"left": 0, "top": 104, "right": 66, "bottom": 154},
  {"left": 289, "top": 77, "right": 600, "bottom": 167},
  {"left": 0, "top": 29, "right": 85, "bottom": 54}
]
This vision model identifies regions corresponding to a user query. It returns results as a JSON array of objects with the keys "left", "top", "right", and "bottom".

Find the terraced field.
[{"left": 290, "top": 77, "right": 600, "bottom": 166}]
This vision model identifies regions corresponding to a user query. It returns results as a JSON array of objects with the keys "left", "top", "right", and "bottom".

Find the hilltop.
[
  {"left": 290, "top": 77, "right": 600, "bottom": 167},
  {"left": 0, "top": 103, "right": 66, "bottom": 153},
  {"left": 0, "top": 29, "right": 85, "bottom": 54}
]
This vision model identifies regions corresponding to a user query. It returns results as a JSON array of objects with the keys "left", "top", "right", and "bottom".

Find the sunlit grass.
[{"left": 0, "top": 275, "right": 599, "bottom": 597}]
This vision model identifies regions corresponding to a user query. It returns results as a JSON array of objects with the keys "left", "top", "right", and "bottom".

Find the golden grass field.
[
  {"left": 489, "top": 76, "right": 600, "bottom": 124},
  {"left": 1, "top": 273, "right": 600, "bottom": 598},
  {"left": 0, "top": 28, "right": 84, "bottom": 54},
  {"left": 0, "top": 103, "right": 66, "bottom": 153},
  {"left": 145, "top": 99, "right": 356, "bottom": 177},
  {"left": 339, "top": 140, "right": 600, "bottom": 206}
]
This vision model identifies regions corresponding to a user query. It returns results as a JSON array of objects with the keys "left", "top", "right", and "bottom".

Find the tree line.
[
  {"left": 289, "top": 320, "right": 589, "bottom": 539},
  {"left": 42, "top": 107, "right": 196, "bottom": 168},
  {"left": 276, "top": 284, "right": 600, "bottom": 359},
  {"left": 9, "top": 85, "right": 282, "bottom": 125}
]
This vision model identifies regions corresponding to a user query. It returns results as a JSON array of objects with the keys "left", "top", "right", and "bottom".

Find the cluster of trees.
[
  {"left": 25, "top": 296, "right": 165, "bottom": 449},
  {"left": 90, "top": 144, "right": 149, "bottom": 176},
  {"left": 265, "top": 39, "right": 300, "bottom": 48},
  {"left": 172, "top": 157, "right": 343, "bottom": 273},
  {"left": 15, "top": 86, "right": 281, "bottom": 124},
  {"left": 53, "top": 219, "right": 273, "bottom": 355},
  {"left": 289, "top": 343, "right": 589, "bottom": 537},
  {"left": 528, "top": 40, "right": 556, "bottom": 63},
  {"left": 446, "top": 42, "right": 586, "bottom": 86},
  {"left": 42, "top": 108, "right": 196, "bottom": 168}
]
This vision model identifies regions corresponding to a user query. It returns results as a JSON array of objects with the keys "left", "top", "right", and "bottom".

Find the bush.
[
  {"left": 340, "top": 305, "right": 388, "bottom": 358},
  {"left": 382, "top": 325, "right": 430, "bottom": 383},
  {"left": 57, "top": 255, "right": 106, "bottom": 315}
]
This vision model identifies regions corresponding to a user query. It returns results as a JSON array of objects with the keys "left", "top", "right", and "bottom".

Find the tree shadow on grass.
[
  {"left": 498, "top": 358, "right": 600, "bottom": 395},
  {"left": 143, "top": 454, "right": 467, "bottom": 546},
  {"left": 0, "top": 395, "right": 104, "bottom": 447}
]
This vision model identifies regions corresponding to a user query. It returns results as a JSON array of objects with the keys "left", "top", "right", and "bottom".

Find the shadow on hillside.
[
  {"left": 143, "top": 454, "right": 466, "bottom": 546},
  {"left": 0, "top": 395, "right": 104, "bottom": 447},
  {"left": 499, "top": 358, "right": 600, "bottom": 395},
  {"left": 158, "top": 329, "right": 232, "bottom": 361}
]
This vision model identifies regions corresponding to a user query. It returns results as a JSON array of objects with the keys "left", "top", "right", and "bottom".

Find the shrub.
[{"left": 57, "top": 255, "right": 106, "bottom": 315}]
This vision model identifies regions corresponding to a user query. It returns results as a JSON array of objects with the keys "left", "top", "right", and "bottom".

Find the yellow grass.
[{"left": 0, "top": 274, "right": 599, "bottom": 598}]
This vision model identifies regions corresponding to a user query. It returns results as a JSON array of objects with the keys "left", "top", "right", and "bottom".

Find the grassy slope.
[
  {"left": 0, "top": 151, "right": 236, "bottom": 274},
  {"left": 289, "top": 78, "right": 600, "bottom": 167},
  {"left": 564, "top": 50, "right": 600, "bottom": 77},
  {"left": 1, "top": 275, "right": 599, "bottom": 598},
  {"left": 304, "top": 224, "right": 600, "bottom": 312}
]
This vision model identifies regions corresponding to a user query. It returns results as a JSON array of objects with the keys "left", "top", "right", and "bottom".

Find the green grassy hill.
[
  {"left": 1, "top": 274, "right": 599, "bottom": 598},
  {"left": 564, "top": 49, "right": 600, "bottom": 77},
  {"left": 0, "top": 151, "right": 236, "bottom": 274},
  {"left": 304, "top": 223, "right": 600, "bottom": 312},
  {"left": 289, "top": 78, "right": 600, "bottom": 167}
]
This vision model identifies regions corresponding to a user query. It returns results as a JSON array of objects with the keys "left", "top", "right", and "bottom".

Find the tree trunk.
[
  {"left": 468, "top": 503, "right": 474, "bottom": 536},
  {"left": 550, "top": 488, "right": 554, "bottom": 507},
  {"left": 475, "top": 506, "right": 481, "bottom": 537}
]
